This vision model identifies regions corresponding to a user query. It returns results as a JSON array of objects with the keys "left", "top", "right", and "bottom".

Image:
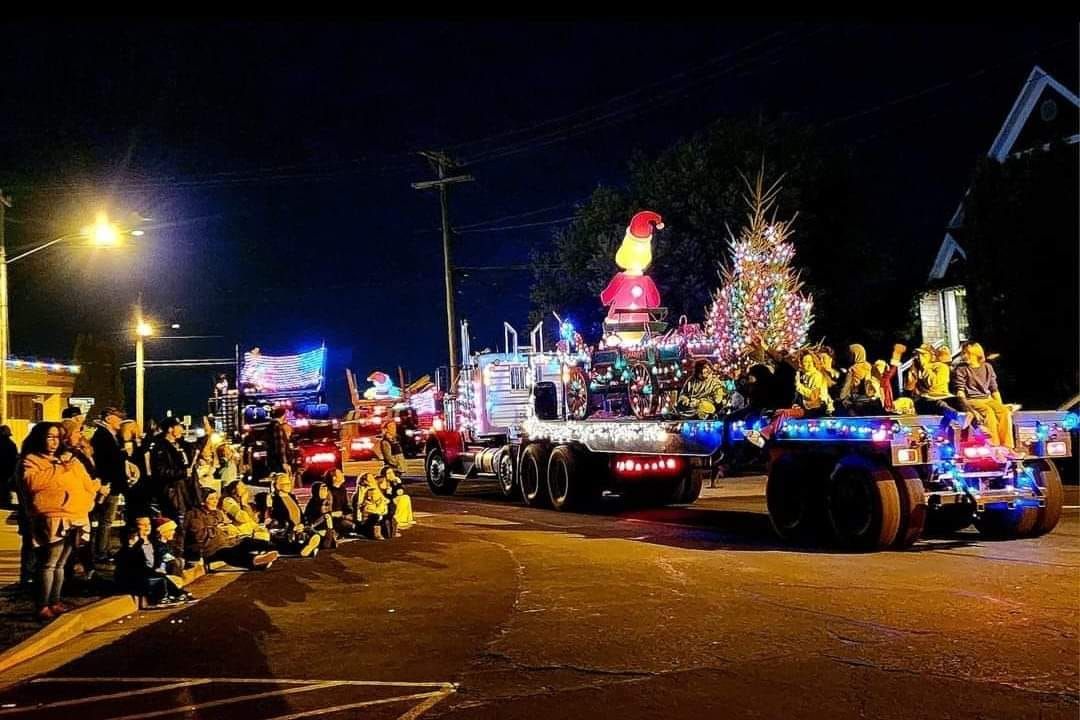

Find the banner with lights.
[{"left": 240, "top": 346, "right": 326, "bottom": 396}]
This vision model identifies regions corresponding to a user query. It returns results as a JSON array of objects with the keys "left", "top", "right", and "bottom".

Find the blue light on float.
[{"left": 1063, "top": 413, "right": 1079, "bottom": 431}]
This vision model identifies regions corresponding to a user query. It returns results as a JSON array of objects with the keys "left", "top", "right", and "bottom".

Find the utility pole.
[
  {"left": 0, "top": 190, "right": 12, "bottom": 425},
  {"left": 411, "top": 151, "right": 473, "bottom": 392}
]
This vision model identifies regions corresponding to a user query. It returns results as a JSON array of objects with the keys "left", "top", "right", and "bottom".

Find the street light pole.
[
  {"left": 135, "top": 315, "right": 153, "bottom": 434},
  {"left": 0, "top": 190, "right": 12, "bottom": 425}
]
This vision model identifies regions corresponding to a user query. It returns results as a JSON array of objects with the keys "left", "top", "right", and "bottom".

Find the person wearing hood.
[
  {"left": 323, "top": 469, "right": 357, "bottom": 537},
  {"left": 264, "top": 473, "right": 322, "bottom": 557},
  {"left": 303, "top": 481, "right": 336, "bottom": 549},
  {"left": 905, "top": 345, "right": 973, "bottom": 430},
  {"left": 746, "top": 351, "right": 833, "bottom": 448},
  {"left": 839, "top": 344, "right": 883, "bottom": 415},
  {"left": 185, "top": 488, "right": 278, "bottom": 569},
  {"left": 676, "top": 360, "right": 726, "bottom": 420},
  {"left": 378, "top": 421, "right": 407, "bottom": 475},
  {"left": 381, "top": 468, "right": 414, "bottom": 531},
  {"left": 354, "top": 472, "right": 391, "bottom": 540}
]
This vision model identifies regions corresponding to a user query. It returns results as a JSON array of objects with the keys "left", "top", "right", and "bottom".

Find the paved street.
[{"left": 0, "top": 473, "right": 1076, "bottom": 719}]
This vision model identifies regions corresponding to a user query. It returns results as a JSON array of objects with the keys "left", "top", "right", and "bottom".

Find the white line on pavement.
[{"left": 0, "top": 680, "right": 212, "bottom": 714}]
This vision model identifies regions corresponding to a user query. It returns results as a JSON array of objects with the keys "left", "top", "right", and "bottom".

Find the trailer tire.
[
  {"left": 766, "top": 451, "right": 818, "bottom": 543},
  {"left": 496, "top": 445, "right": 517, "bottom": 500},
  {"left": 425, "top": 446, "right": 459, "bottom": 496},
  {"left": 1030, "top": 459, "right": 1064, "bottom": 536},
  {"left": 547, "top": 446, "right": 588, "bottom": 511},
  {"left": 826, "top": 456, "right": 901, "bottom": 551},
  {"left": 891, "top": 467, "right": 927, "bottom": 549},
  {"left": 520, "top": 443, "right": 551, "bottom": 508}
]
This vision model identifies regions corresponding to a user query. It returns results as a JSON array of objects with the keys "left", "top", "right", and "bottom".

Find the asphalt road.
[{"left": 0, "top": 471, "right": 1076, "bottom": 719}]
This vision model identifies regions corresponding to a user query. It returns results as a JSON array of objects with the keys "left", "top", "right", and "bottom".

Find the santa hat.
[
  {"left": 368, "top": 371, "right": 390, "bottom": 384},
  {"left": 153, "top": 518, "right": 178, "bottom": 535},
  {"left": 626, "top": 211, "right": 664, "bottom": 241}
]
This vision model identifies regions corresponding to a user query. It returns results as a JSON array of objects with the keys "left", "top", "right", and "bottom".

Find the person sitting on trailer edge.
[
  {"left": 676, "top": 359, "right": 726, "bottom": 420},
  {"left": 905, "top": 345, "right": 973, "bottom": 430},
  {"left": 954, "top": 342, "right": 1016, "bottom": 450},
  {"left": 838, "top": 344, "right": 884, "bottom": 416},
  {"left": 745, "top": 350, "right": 833, "bottom": 448}
]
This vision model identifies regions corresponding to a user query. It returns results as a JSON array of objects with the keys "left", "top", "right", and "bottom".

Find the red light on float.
[{"left": 306, "top": 452, "right": 337, "bottom": 465}]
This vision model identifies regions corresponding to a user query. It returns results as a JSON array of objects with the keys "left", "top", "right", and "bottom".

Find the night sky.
[{"left": 0, "top": 19, "right": 1075, "bottom": 420}]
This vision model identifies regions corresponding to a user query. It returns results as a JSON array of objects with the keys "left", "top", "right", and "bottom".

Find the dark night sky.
[{"left": 0, "top": 19, "right": 1076, "bottom": 420}]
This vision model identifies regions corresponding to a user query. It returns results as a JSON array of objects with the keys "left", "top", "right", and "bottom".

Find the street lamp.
[{"left": 0, "top": 208, "right": 142, "bottom": 424}]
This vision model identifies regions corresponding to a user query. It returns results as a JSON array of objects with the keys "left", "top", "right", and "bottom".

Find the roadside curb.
[{"left": 0, "top": 561, "right": 213, "bottom": 675}]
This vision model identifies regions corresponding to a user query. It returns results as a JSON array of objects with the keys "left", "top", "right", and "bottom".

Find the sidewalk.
[{"left": 0, "top": 510, "right": 112, "bottom": 655}]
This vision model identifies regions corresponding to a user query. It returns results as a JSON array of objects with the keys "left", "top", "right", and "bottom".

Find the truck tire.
[
  {"left": 826, "top": 456, "right": 901, "bottom": 551},
  {"left": 520, "top": 443, "right": 551, "bottom": 508},
  {"left": 891, "top": 467, "right": 927, "bottom": 549},
  {"left": 425, "top": 446, "right": 459, "bottom": 496},
  {"left": 496, "top": 445, "right": 517, "bottom": 500},
  {"left": 670, "top": 473, "right": 703, "bottom": 505},
  {"left": 547, "top": 445, "right": 588, "bottom": 511},
  {"left": 974, "top": 504, "right": 1038, "bottom": 539},
  {"left": 766, "top": 450, "right": 817, "bottom": 543},
  {"left": 1030, "top": 459, "right": 1064, "bottom": 536}
]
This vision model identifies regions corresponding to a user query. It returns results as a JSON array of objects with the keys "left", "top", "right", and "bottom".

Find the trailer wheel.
[
  {"left": 425, "top": 446, "right": 459, "bottom": 496},
  {"left": 520, "top": 443, "right": 551, "bottom": 508},
  {"left": 766, "top": 450, "right": 818, "bottom": 542},
  {"left": 826, "top": 456, "right": 901, "bottom": 551},
  {"left": 1029, "top": 459, "right": 1064, "bottom": 536},
  {"left": 496, "top": 445, "right": 517, "bottom": 500},
  {"left": 547, "top": 446, "right": 588, "bottom": 511},
  {"left": 891, "top": 467, "right": 927, "bottom": 549},
  {"left": 974, "top": 504, "right": 1038, "bottom": 539}
]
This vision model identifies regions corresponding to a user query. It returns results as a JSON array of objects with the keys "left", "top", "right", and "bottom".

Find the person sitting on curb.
[
  {"left": 303, "top": 481, "right": 337, "bottom": 550},
  {"left": 324, "top": 469, "right": 358, "bottom": 537},
  {"left": 264, "top": 473, "right": 322, "bottom": 557},
  {"left": 115, "top": 515, "right": 193, "bottom": 607},
  {"left": 380, "top": 467, "right": 414, "bottom": 532},
  {"left": 185, "top": 488, "right": 278, "bottom": 570},
  {"left": 221, "top": 480, "right": 271, "bottom": 542},
  {"left": 354, "top": 472, "right": 392, "bottom": 540}
]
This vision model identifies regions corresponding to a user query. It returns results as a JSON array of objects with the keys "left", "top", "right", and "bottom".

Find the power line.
[{"left": 454, "top": 217, "right": 574, "bottom": 234}]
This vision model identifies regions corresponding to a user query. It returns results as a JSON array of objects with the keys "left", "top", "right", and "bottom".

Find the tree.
[
  {"left": 529, "top": 116, "right": 901, "bottom": 353},
  {"left": 962, "top": 142, "right": 1079, "bottom": 407},
  {"left": 72, "top": 333, "right": 125, "bottom": 417},
  {"left": 706, "top": 172, "right": 813, "bottom": 377}
]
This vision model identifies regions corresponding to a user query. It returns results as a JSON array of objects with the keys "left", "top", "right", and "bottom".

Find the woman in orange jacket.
[{"left": 20, "top": 422, "right": 103, "bottom": 621}]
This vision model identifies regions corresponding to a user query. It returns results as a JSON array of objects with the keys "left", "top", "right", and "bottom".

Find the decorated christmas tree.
[{"left": 706, "top": 173, "right": 813, "bottom": 377}]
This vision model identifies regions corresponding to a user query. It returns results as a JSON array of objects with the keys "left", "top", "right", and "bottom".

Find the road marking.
[
  {"left": 263, "top": 689, "right": 453, "bottom": 720},
  {"left": 105, "top": 681, "right": 346, "bottom": 720},
  {"left": 30, "top": 677, "right": 452, "bottom": 688},
  {"left": 396, "top": 689, "right": 455, "bottom": 720},
  {"left": 0, "top": 680, "right": 212, "bottom": 714}
]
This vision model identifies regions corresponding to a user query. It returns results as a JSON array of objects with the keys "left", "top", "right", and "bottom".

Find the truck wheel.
[
  {"left": 766, "top": 451, "right": 816, "bottom": 542},
  {"left": 974, "top": 504, "right": 1038, "bottom": 539},
  {"left": 891, "top": 467, "right": 927, "bottom": 549},
  {"left": 670, "top": 473, "right": 703, "bottom": 505},
  {"left": 826, "top": 456, "right": 901, "bottom": 551},
  {"left": 547, "top": 446, "right": 587, "bottom": 511},
  {"left": 496, "top": 445, "right": 517, "bottom": 500},
  {"left": 425, "top": 446, "right": 459, "bottom": 496},
  {"left": 1030, "top": 459, "right": 1064, "bottom": 536},
  {"left": 520, "top": 443, "right": 551, "bottom": 508}
]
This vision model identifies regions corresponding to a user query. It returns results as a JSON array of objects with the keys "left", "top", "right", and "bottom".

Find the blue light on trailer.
[{"left": 1063, "top": 413, "right": 1079, "bottom": 431}]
